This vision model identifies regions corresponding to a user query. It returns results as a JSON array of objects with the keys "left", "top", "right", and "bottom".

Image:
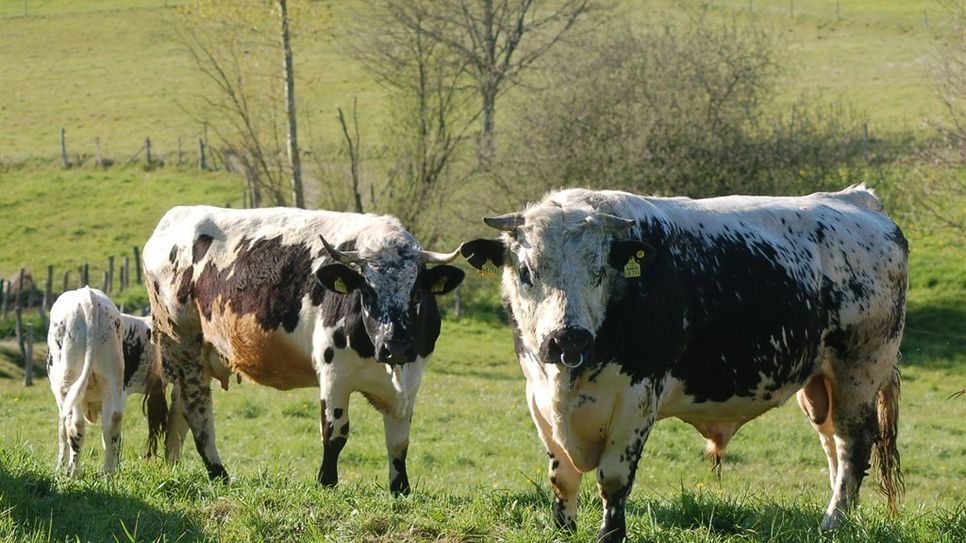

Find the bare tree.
[
  {"left": 910, "top": 0, "right": 966, "bottom": 232},
  {"left": 374, "top": 0, "right": 597, "bottom": 167},
  {"left": 337, "top": 99, "right": 365, "bottom": 213},
  {"left": 278, "top": 0, "right": 305, "bottom": 208},
  {"left": 352, "top": 4, "right": 480, "bottom": 243}
]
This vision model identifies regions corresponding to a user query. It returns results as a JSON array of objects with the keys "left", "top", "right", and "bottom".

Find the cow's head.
[
  {"left": 314, "top": 230, "right": 464, "bottom": 365},
  {"left": 462, "top": 203, "right": 654, "bottom": 367}
]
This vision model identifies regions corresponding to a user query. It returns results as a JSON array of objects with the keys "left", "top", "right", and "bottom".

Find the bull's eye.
[
  {"left": 518, "top": 265, "right": 533, "bottom": 287},
  {"left": 592, "top": 268, "right": 604, "bottom": 286}
]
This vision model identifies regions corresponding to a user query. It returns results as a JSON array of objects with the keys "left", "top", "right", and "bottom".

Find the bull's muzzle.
[
  {"left": 540, "top": 327, "right": 593, "bottom": 368},
  {"left": 375, "top": 338, "right": 416, "bottom": 365}
]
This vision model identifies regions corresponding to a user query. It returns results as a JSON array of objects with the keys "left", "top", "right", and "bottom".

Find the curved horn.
[
  {"left": 586, "top": 213, "right": 634, "bottom": 234},
  {"left": 483, "top": 213, "right": 524, "bottom": 231},
  {"left": 319, "top": 234, "right": 362, "bottom": 265},
  {"left": 421, "top": 244, "right": 463, "bottom": 264}
]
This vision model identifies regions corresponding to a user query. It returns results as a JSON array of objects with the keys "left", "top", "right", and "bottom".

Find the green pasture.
[{"left": 0, "top": 0, "right": 956, "bottom": 163}]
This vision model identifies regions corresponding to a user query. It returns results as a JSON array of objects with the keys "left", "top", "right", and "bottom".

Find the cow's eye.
[
  {"left": 518, "top": 265, "right": 533, "bottom": 287},
  {"left": 592, "top": 268, "right": 604, "bottom": 286}
]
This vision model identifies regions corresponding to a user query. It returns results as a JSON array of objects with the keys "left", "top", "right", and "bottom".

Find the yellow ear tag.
[
  {"left": 333, "top": 277, "right": 348, "bottom": 294},
  {"left": 431, "top": 278, "right": 446, "bottom": 293},
  {"left": 479, "top": 259, "right": 499, "bottom": 279},
  {"left": 623, "top": 256, "right": 641, "bottom": 278}
]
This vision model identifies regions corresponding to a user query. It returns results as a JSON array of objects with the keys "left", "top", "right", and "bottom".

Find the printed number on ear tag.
[
  {"left": 479, "top": 259, "right": 499, "bottom": 279},
  {"left": 431, "top": 278, "right": 447, "bottom": 293},
  {"left": 623, "top": 257, "right": 641, "bottom": 278},
  {"left": 333, "top": 277, "right": 348, "bottom": 294}
]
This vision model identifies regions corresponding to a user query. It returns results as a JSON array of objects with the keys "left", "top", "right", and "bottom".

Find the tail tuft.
[
  {"left": 873, "top": 367, "right": 904, "bottom": 514},
  {"left": 142, "top": 352, "right": 169, "bottom": 458}
]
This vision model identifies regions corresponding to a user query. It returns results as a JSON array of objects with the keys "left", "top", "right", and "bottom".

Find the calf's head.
[
  {"left": 462, "top": 205, "right": 654, "bottom": 367},
  {"left": 314, "top": 231, "right": 464, "bottom": 364}
]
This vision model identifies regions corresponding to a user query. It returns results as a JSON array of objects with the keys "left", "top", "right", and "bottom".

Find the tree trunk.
[
  {"left": 278, "top": 0, "right": 304, "bottom": 208},
  {"left": 478, "top": 88, "right": 497, "bottom": 168}
]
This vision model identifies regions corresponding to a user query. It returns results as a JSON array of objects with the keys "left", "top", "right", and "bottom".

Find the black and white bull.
[
  {"left": 461, "top": 186, "right": 906, "bottom": 541},
  {"left": 143, "top": 206, "right": 464, "bottom": 492},
  {"left": 47, "top": 287, "right": 169, "bottom": 476}
]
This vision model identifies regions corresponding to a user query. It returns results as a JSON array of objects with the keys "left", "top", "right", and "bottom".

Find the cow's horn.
[
  {"left": 319, "top": 234, "right": 363, "bottom": 265},
  {"left": 421, "top": 245, "right": 463, "bottom": 264},
  {"left": 587, "top": 213, "right": 634, "bottom": 234},
  {"left": 483, "top": 213, "right": 524, "bottom": 231}
]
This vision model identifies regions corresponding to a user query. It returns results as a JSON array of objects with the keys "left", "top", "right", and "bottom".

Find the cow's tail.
[
  {"left": 873, "top": 366, "right": 903, "bottom": 515},
  {"left": 61, "top": 289, "right": 97, "bottom": 425},
  {"left": 141, "top": 348, "right": 169, "bottom": 458}
]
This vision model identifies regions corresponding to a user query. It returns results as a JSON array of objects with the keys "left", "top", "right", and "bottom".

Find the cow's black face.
[{"left": 316, "top": 261, "right": 464, "bottom": 364}]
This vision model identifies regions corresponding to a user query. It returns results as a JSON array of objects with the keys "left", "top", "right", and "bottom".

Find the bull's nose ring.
[{"left": 560, "top": 352, "right": 584, "bottom": 368}]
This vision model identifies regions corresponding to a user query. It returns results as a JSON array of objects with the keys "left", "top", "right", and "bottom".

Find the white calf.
[{"left": 47, "top": 287, "right": 168, "bottom": 475}]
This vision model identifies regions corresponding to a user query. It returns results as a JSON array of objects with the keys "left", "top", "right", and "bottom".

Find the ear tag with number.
[
  {"left": 479, "top": 259, "right": 499, "bottom": 279},
  {"left": 431, "top": 278, "right": 446, "bottom": 293},
  {"left": 623, "top": 256, "right": 641, "bottom": 278},
  {"left": 333, "top": 277, "right": 348, "bottom": 294}
]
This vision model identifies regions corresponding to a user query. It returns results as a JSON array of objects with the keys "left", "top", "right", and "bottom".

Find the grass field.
[
  {"left": 0, "top": 0, "right": 957, "bottom": 163},
  {"left": 1, "top": 0, "right": 964, "bottom": 541}
]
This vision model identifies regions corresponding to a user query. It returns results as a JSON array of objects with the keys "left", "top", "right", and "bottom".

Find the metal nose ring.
[{"left": 560, "top": 352, "right": 584, "bottom": 369}]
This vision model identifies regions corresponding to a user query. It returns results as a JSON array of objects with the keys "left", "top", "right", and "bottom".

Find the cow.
[
  {"left": 142, "top": 206, "right": 465, "bottom": 491},
  {"left": 47, "top": 287, "right": 169, "bottom": 476},
  {"left": 460, "top": 185, "right": 906, "bottom": 542}
]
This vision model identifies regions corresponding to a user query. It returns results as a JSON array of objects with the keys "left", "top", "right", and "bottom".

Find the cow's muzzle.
[
  {"left": 375, "top": 338, "right": 417, "bottom": 365},
  {"left": 540, "top": 327, "right": 594, "bottom": 368}
]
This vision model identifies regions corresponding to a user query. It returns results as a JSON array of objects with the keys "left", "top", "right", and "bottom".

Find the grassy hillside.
[
  {"left": 0, "top": 166, "right": 240, "bottom": 286},
  {"left": 0, "top": 0, "right": 956, "bottom": 163}
]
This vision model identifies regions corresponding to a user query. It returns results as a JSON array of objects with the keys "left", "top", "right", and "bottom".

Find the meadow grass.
[{"left": 1, "top": 298, "right": 963, "bottom": 543}]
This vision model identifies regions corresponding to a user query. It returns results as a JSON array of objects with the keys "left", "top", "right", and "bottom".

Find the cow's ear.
[
  {"left": 460, "top": 239, "right": 506, "bottom": 278},
  {"left": 608, "top": 240, "right": 657, "bottom": 278},
  {"left": 421, "top": 265, "right": 465, "bottom": 296},
  {"left": 315, "top": 263, "right": 364, "bottom": 294}
]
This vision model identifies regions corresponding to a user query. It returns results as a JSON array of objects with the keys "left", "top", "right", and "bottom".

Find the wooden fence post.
[
  {"left": 177, "top": 137, "right": 183, "bottom": 165},
  {"left": 45, "top": 265, "right": 53, "bottom": 310},
  {"left": 123, "top": 256, "right": 130, "bottom": 291},
  {"left": 107, "top": 255, "right": 115, "bottom": 294},
  {"left": 24, "top": 323, "right": 34, "bottom": 387},
  {"left": 145, "top": 137, "right": 152, "bottom": 165},
  {"left": 15, "top": 270, "right": 26, "bottom": 372},
  {"left": 0, "top": 280, "right": 6, "bottom": 319},
  {"left": 62, "top": 271, "right": 69, "bottom": 295},
  {"left": 101, "top": 271, "right": 109, "bottom": 292},
  {"left": 133, "top": 246, "right": 142, "bottom": 284},
  {"left": 198, "top": 138, "right": 207, "bottom": 170},
  {"left": 95, "top": 137, "right": 103, "bottom": 167},
  {"left": 60, "top": 127, "right": 69, "bottom": 169},
  {"left": 83, "top": 263, "right": 89, "bottom": 287}
]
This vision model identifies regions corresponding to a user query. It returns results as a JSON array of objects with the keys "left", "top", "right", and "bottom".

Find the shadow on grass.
[
  {"left": 0, "top": 459, "right": 202, "bottom": 542},
  {"left": 901, "top": 301, "right": 966, "bottom": 369}
]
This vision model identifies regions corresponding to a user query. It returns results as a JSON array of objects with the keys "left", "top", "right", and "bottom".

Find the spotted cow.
[
  {"left": 143, "top": 206, "right": 464, "bottom": 491},
  {"left": 461, "top": 185, "right": 906, "bottom": 541},
  {"left": 47, "top": 287, "right": 169, "bottom": 476}
]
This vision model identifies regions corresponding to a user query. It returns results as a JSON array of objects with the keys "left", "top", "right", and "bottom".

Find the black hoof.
[{"left": 206, "top": 463, "right": 229, "bottom": 483}]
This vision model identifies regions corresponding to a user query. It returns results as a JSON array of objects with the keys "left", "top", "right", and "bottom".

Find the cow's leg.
[
  {"left": 595, "top": 394, "right": 657, "bottom": 543},
  {"left": 100, "top": 384, "right": 125, "bottom": 475},
  {"left": 797, "top": 375, "right": 838, "bottom": 490},
  {"left": 164, "top": 383, "right": 190, "bottom": 464},
  {"left": 383, "top": 412, "right": 412, "bottom": 495},
  {"left": 160, "top": 332, "right": 226, "bottom": 481},
  {"left": 821, "top": 350, "right": 895, "bottom": 530},
  {"left": 527, "top": 387, "right": 582, "bottom": 531},
  {"left": 317, "top": 385, "right": 350, "bottom": 487},
  {"left": 64, "top": 403, "right": 87, "bottom": 477},
  {"left": 56, "top": 410, "right": 70, "bottom": 470}
]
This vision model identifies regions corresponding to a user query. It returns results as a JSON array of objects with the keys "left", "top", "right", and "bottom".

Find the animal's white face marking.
[
  {"left": 502, "top": 206, "right": 618, "bottom": 359},
  {"left": 350, "top": 228, "right": 424, "bottom": 338}
]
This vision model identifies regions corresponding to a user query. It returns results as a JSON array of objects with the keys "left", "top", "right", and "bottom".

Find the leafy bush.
[{"left": 502, "top": 11, "right": 870, "bottom": 199}]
